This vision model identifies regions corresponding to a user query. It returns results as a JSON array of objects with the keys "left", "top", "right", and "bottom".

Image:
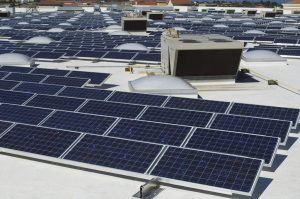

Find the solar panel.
[
  {"left": 0, "top": 79, "right": 19, "bottom": 90},
  {"left": 0, "top": 120, "right": 13, "bottom": 134},
  {"left": 4, "top": 72, "right": 46, "bottom": 83},
  {"left": 34, "top": 52, "right": 65, "bottom": 59},
  {"left": 0, "top": 66, "right": 34, "bottom": 73},
  {"left": 186, "top": 128, "right": 278, "bottom": 165},
  {"left": 140, "top": 107, "right": 213, "bottom": 127},
  {"left": 43, "top": 76, "right": 90, "bottom": 87},
  {"left": 108, "top": 91, "right": 168, "bottom": 106},
  {"left": 133, "top": 53, "right": 161, "bottom": 62},
  {"left": 42, "top": 111, "right": 117, "bottom": 135},
  {"left": 58, "top": 87, "right": 112, "bottom": 101},
  {"left": 210, "top": 114, "right": 291, "bottom": 144},
  {"left": 67, "top": 71, "right": 110, "bottom": 85},
  {"left": 165, "top": 97, "right": 230, "bottom": 113},
  {"left": 103, "top": 52, "right": 136, "bottom": 60},
  {"left": 0, "top": 104, "right": 52, "bottom": 125},
  {"left": 26, "top": 95, "right": 85, "bottom": 111},
  {"left": 79, "top": 100, "right": 145, "bottom": 119},
  {"left": 64, "top": 134, "right": 163, "bottom": 173},
  {"left": 229, "top": 103, "right": 300, "bottom": 128},
  {"left": 0, "top": 124, "right": 80, "bottom": 157},
  {"left": 151, "top": 147, "right": 263, "bottom": 194},
  {"left": 0, "top": 89, "right": 34, "bottom": 104},
  {"left": 0, "top": 71, "right": 9, "bottom": 79},
  {"left": 108, "top": 119, "right": 192, "bottom": 146},
  {"left": 75, "top": 50, "right": 106, "bottom": 58},
  {"left": 14, "top": 82, "right": 63, "bottom": 95},
  {"left": 31, "top": 68, "right": 70, "bottom": 76}
]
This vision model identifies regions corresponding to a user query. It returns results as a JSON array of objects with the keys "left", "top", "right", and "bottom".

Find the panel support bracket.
[{"left": 133, "top": 178, "right": 163, "bottom": 199}]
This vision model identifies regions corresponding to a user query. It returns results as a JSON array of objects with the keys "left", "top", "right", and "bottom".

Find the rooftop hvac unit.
[
  {"left": 0, "top": 11, "right": 10, "bottom": 17},
  {"left": 147, "top": 12, "right": 164, "bottom": 20},
  {"left": 261, "top": 11, "right": 276, "bottom": 18},
  {"left": 244, "top": 10, "right": 257, "bottom": 15},
  {"left": 161, "top": 31, "right": 243, "bottom": 82},
  {"left": 121, "top": 17, "right": 147, "bottom": 32}
]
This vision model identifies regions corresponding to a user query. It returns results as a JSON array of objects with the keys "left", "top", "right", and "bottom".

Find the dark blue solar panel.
[
  {"left": 43, "top": 76, "right": 89, "bottom": 87},
  {"left": 0, "top": 120, "right": 13, "bottom": 134},
  {"left": 26, "top": 95, "right": 85, "bottom": 111},
  {"left": 278, "top": 49, "right": 300, "bottom": 56},
  {"left": 140, "top": 107, "right": 213, "bottom": 127},
  {"left": 64, "top": 134, "right": 162, "bottom": 173},
  {"left": 0, "top": 104, "right": 52, "bottom": 125},
  {"left": 5, "top": 72, "right": 46, "bottom": 83},
  {"left": 67, "top": 71, "right": 110, "bottom": 84},
  {"left": 34, "top": 52, "right": 65, "bottom": 59},
  {"left": 79, "top": 100, "right": 145, "bottom": 118},
  {"left": 229, "top": 103, "right": 300, "bottom": 128},
  {"left": 151, "top": 147, "right": 263, "bottom": 194},
  {"left": 0, "top": 124, "right": 80, "bottom": 157},
  {"left": 76, "top": 50, "right": 106, "bottom": 58},
  {"left": 186, "top": 128, "right": 278, "bottom": 165},
  {"left": 0, "top": 80, "right": 19, "bottom": 90},
  {"left": 42, "top": 111, "right": 117, "bottom": 135},
  {"left": 12, "top": 50, "right": 37, "bottom": 57},
  {"left": 134, "top": 53, "right": 161, "bottom": 62},
  {"left": 108, "top": 91, "right": 168, "bottom": 106},
  {"left": 210, "top": 114, "right": 291, "bottom": 144},
  {"left": 58, "top": 87, "right": 112, "bottom": 101},
  {"left": 165, "top": 97, "right": 230, "bottom": 113},
  {"left": 109, "top": 119, "right": 191, "bottom": 146},
  {"left": 14, "top": 82, "right": 63, "bottom": 95},
  {"left": 0, "top": 90, "right": 33, "bottom": 104},
  {"left": 31, "top": 68, "right": 70, "bottom": 76},
  {"left": 103, "top": 52, "right": 136, "bottom": 60},
  {"left": 0, "top": 66, "right": 34, "bottom": 73},
  {"left": 0, "top": 71, "right": 9, "bottom": 79}
]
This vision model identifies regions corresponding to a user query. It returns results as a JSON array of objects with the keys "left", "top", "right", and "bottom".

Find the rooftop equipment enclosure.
[
  {"left": 161, "top": 33, "right": 244, "bottom": 81},
  {"left": 121, "top": 17, "right": 147, "bottom": 32},
  {"left": 147, "top": 12, "right": 164, "bottom": 20}
]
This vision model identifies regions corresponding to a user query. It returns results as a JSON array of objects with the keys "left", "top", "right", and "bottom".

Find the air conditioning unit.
[
  {"left": 147, "top": 12, "right": 164, "bottom": 20},
  {"left": 161, "top": 32, "right": 243, "bottom": 82},
  {"left": 121, "top": 17, "right": 147, "bottom": 32}
]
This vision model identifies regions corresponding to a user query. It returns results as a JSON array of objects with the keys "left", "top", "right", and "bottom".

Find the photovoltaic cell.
[
  {"left": 109, "top": 119, "right": 192, "bottom": 146},
  {"left": 0, "top": 71, "right": 9, "bottom": 79},
  {"left": 43, "top": 76, "right": 90, "bottom": 87},
  {"left": 0, "top": 66, "right": 34, "bottom": 73},
  {"left": 108, "top": 91, "right": 168, "bottom": 106},
  {"left": 0, "top": 80, "right": 19, "bottom": 90},
  {"left": 140, "top": 107, "right": 213, "bottom": 127},
  {"left": 0, "top": 90, "right": 33, "bottom": 104},
  {"left": 67, "top": 71, "right": 110, "bottom": 84},
  {"left": 0, "top": 104, "right": 52, "bottom": 125},
  {"left": 58, "top": 87, "right": 112, "bottom": 101},
  {"left": 186, "top": 128, "right": 278, "bottom": 165},
  {"left": 79, "top": 100, "right": 145, "bottom": 119},
  {"left": 14, "top": 82, "right": 64, "bottom": 95},
  {"left": 151, "top": 147, "right": 263, "bottom": 194},
  {"left": 103, "top": 52, "right": 136, "bottom": 60},
  {"left": 0, "top": 120, "right": 13, "bottom": 134},
  {"left": 165, "top": 97, "right": 230, "bottom": 113},
  {"left": 31, "top": 68, "right": 70, "bottom": 76},
  {"left": 134, "top": 53, "right": 161, "bottom": 62},
  {"left": 76, "top": 50, "right": 106, "bottom": 58},
  {"left": 229, "top": 103, "right": 300, "bottom": 128},
  {"left": 210, "top": 114, "right": 291, "bottom": 144},
  {"left": 5, "top": 73, "right": 46, "bottom": 83},
  {"left": 42, "top": 111, "right": 117, "bottom": 135},
  {"left": 0, "top": 124, "right": 80, "bottom": 157},
  {"left": 34, "top": 52, "right": 65, "bottom": 59},
  {"left": 26, "top": 95, "right": 85, "bottom": 111},
  {"left": 64, "top": 134, "right": 163, "bottom": 173}
]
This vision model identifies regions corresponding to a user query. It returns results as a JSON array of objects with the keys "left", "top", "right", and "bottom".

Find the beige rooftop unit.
[
  {"left": 161, "top": 32, "right": 243, "bottom": 82},
  {"left": 121, "top": 17, "right": 147, "bottom": 32}
]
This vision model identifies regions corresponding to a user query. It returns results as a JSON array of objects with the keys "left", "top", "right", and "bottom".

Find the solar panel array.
[{"left": 0, "top": 66, "right": 299, "bottom": 196}]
